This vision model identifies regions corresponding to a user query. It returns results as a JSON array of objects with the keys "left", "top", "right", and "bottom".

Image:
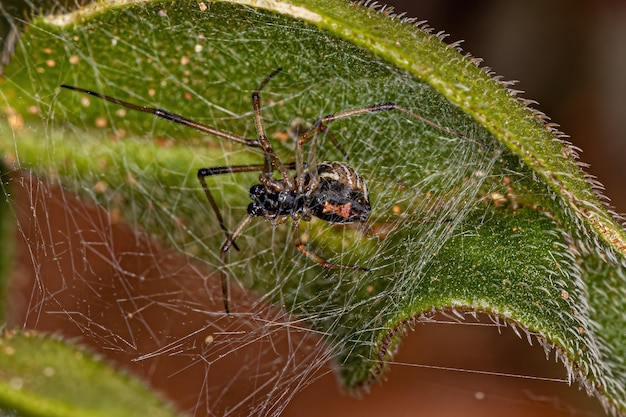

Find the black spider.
[{"left": 61, "top": 68, "right": 484, "bottom": 314}]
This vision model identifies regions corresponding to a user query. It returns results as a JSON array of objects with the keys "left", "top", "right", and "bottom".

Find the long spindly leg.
[
  {"left": 302, "top": 102, "right": 490, "bottom": 150},
  {"left": 220, "top": 214, "right": 254, "bottom": 315},
  {"left": 250, "top": 67, "right": 294, "bottom": 186},
  {"left": 292, "top": 220, "right": 370, "bottom": 272},
  {"left": 198, "top": 164, "right": 266, "bottom": 252},
  {"left": 59, "top": 84, "right": 264, "bottom": 149}
]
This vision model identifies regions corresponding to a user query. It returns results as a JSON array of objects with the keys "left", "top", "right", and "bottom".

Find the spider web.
[{"left": 0, "top": 1, "right": 609, "bottom": 416}]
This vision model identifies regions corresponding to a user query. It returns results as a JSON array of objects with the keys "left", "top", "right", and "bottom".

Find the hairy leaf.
[{"left": 1, "top": 0, "right": 625, "bottom": 415}]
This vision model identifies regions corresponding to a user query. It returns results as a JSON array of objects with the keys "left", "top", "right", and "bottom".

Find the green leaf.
[
  {"left": 0, "top": 329, "right": 181, "bottom": 417},
  {"left": 1, "top": 0, "right": 626, "bottom": 415}
]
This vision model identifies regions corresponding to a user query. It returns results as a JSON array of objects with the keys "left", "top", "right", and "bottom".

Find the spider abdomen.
[{"left": 307, "top": 162, "right": 370, "bottom": 224}]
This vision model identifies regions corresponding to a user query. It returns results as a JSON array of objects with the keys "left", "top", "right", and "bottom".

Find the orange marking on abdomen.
[{"left": 323, "top": 201, "right": 352, "bottom": 218}]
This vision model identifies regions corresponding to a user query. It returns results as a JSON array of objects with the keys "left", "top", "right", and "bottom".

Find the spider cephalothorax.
[{"left": 61, "top": 67, "right": 483, "bottom": 315}]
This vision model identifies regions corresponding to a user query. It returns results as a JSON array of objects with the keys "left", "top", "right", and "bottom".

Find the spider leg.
[
  {"left": 304, "top": 102, "right": 490, "bottom": 150},
  {"left": 220, "top": 214, "right": 254, "bottom": 315},
  {"left": 60, "top": 84, "right": 264, "bottom": 149},
  {"left": 300, "top": 121, "right": 348, "bottom": 159},
  {"left": 198, "top": 164, "right": 266, "bottom": 251},
  {"left": 292, "top": 220, "right": 369, "bottom": 272},
  {"left": 250, "top": 67, "right": 294, "bottom": 187}
]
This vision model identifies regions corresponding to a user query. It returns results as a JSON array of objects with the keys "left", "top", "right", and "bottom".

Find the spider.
[{"left": 61, "top": 68, "right": 485, "bottom": 315}]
